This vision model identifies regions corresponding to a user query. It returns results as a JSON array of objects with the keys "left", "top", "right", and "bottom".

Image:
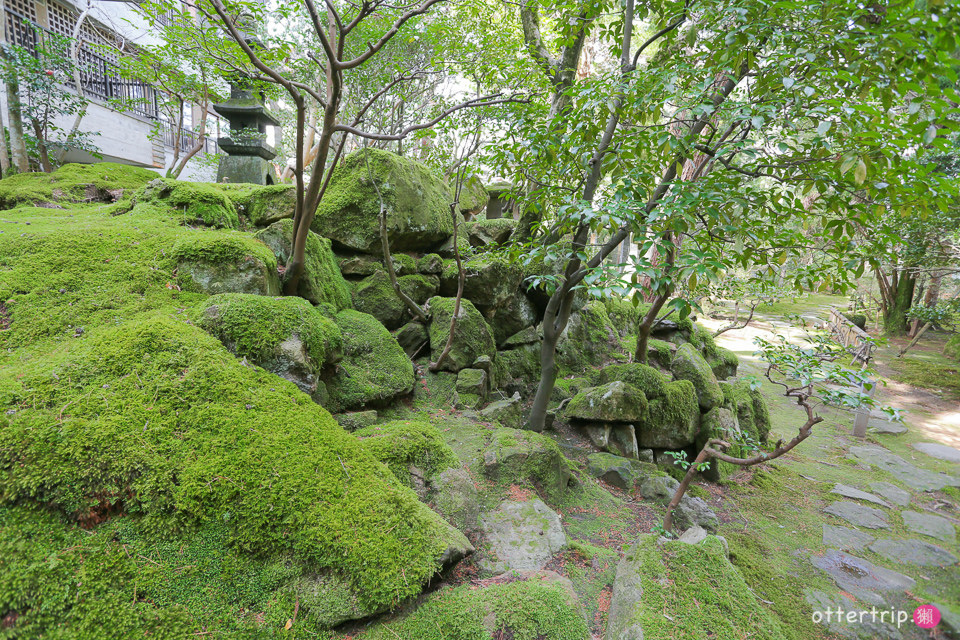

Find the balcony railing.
[
  {"left": 3, "top": 7, "right": 159, "bottom": 120},
  {"left": 160, "top": 120, "right": 218, "bottom": 155}
]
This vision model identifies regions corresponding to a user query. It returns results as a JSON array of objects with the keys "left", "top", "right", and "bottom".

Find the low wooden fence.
[{"left": 827, "top": 306, "right": 873, "bottom": 364}]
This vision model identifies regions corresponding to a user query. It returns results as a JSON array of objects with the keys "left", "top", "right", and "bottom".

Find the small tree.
[{"left": 662, "top": 331, "right": 898, "bottom": 533}]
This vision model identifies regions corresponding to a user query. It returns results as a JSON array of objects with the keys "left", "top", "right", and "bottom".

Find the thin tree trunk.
[
  {"left": 31, "top": 119, "right": 53, "bottom": 172},
  {"left": 5, "top": 72, "right": 30, "bottom": 173},
  {"left": 0, "top": 105, "right": 10, "bottom": 175},
  {"left": 56, "top": 0, "right": 93, "bottom": 164}
]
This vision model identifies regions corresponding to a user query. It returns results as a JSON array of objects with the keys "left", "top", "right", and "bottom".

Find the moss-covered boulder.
[
  {"left": 566, "top": 381, "right": 649, "bottom": 424},
  {"left": 466, "top": 218, "right": 516, "bottom": 247},
  {"left": 595, "top": 363, "right": 669, "bottom": 399},
  {"left": 426, "top": 296, "right": 496, "bottom": 373},
  {"left": 456, "top": 367, "right": 488, "bottom": 399},
  {"left": 494, "top": 344, "right": 541, "bottom": 393},
  {"left": 586, "top": 452, "right": 658, "bottom": 491},
  {"left": 707, "top": 345, "right": 740, "bottom": 380},
  {"left": 439, "top": 254, "right": 523, "bottom": 310},
  {"left": 430, "top": 467, "right": 480, "bottom": 532},
  {"left": 639, "top": 379, "right": 700, "bottom": 449},
  {"left": 245, "top": 184, "right": 296, "bottom": 226},
  {"left": 486, "top": 291, "right": 538, "bottom": 346},
  {"left": 193, "top": 294, "right": 341, "bottom": 396},
  {"left": 696, "top": 407, "right": 744, "bottom": 482},
  {"left": 720, "top": 379, "right": 771, "bottom": 443},
  {"left": 604, "top": 297, "right": 640, "bottom": 337},
  {"left": 0, "top": 162, "right": 156, "bottom": 210},
  {"left": 479, "top": 427, "right": 574, "bottom": 501},
  {"left": 417, "top": 252, "right": 443, "bottom": 274},
  {"left": 606, "top": 534, "right": 788, "bottom": 640},
  {"left": 354, "top": 420, "right": 460, "bottom": 489},
  {"left": 646, "top": 338, "right": 675, "bottom": 369},
  {"left": 354, "top": 570, "right": 589, "bottom": 640},
  {"left": 338, "top": 253, "right": 382, "bottom": 277},
  {"left": 394, "top": 320, "right": 429, "bottom": 357},
  {"left": 456, "top": 174, "right": 490, "bottom": 217},
  {"left": 557, "top": 301, "right": 621, "bottom": 372},
  {"left": 137, "top": 178, "right": 241, "bottom": 229},
  {"left": 313, "top": 149, "right": 455, "bottom": 254},
  {"left": 671, "top": 343, "right": 724, "bottom": 410},
  {"left": 352, "top": 271, "right": 407, "bottom": 329},
  {"left": 325, "top": 310, "right": 416, "bottom": 411},
  {"left": 254, "top": 219, "right": 351, "bottom": 309},
  {"left": 171, "top": 233, "right": 281, "bottom": 296},
  {"left": 0, "top": 314, "right": 470, "bottom": 634}
]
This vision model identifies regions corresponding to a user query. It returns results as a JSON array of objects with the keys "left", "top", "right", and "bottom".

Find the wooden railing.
[{"left": 827, "top": 306, "right": 873, "bottom": 364}]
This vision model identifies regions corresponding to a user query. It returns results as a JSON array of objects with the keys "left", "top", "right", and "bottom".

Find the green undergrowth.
[
  {"left": 0, "top": 312, "right": 463, "bottom": 635},
  {"left": 884, "top": 351, "right": 960, "bottom": 400},
  {"left": 352, "top": 576, "right": 590, "bottom": 640}
]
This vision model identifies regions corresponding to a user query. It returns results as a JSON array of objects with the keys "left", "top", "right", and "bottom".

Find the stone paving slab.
[
  {"left": 912, "top": 442, "right": 960, "bottom": 463},
  {"left": 868, "top": 482, "right": 911, "bottom": 507},
  {"left": 830, "top": 483, "right": 890, "bottom": 508},
  {"left": 822, "top": 524, "right": 876, "bottom": 551},
  {"left": 868, "top": 539, "right": 959, "bottom": 567},
  {"left": 824, "top": 500, "right": 890, "bottom": 529},
  {"left": 848, "top": 445, "right": 960, "bottom": 491},
  {"left": 811, "top": 549, "right": 916, "bottom": 592},
  {"left": 902, "top": 510, "right": 957, "bottom": 543}
]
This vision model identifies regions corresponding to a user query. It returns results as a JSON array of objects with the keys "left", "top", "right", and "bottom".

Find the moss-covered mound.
[
  {"left": 0, "top": 162, "right": 157, "bottom": 209},
  {"left": 595, "top": 363, "right": 669, "bottom": 399},
  {"left": 171, "top": 233, "right": 280, "bottom": 296},
  {"left": 193, "top": 294, "right": 341, "bottom": 395},
  {"left": 354, "top": 420, "right": 460, "bottom": 487},
  {"left": 0, "top": 313, "right": 469, "bottom": 634},
  {"left": 255, "top": 219, "right": 352, "bottom": 309},
  {"left": 357, "top": 571, "right": 589, "bottom": 640},
  {"left": 313, "top": 148, "right": 455, "bottom": 254},
  {"left": 136, "top": 178, "right": 243, "bottom": 229},
  {"left": 945, "top": 334, "right": 960, "bottom": 362},
  {"left": 639, "top": 379, "right": 700, "bottom": 449},
  {"left": 325, "top": 309, "right": 416, "bottom": 411},
  {"left": 671, "top": 343, "right": 724, "bottom": 410},
  {"left": 565, "top": 381, "right": 649, "bottom": 423},
  {"left": 244, "top": 184, "right": 296, "bottom": 227},
  {"left": 606, "top": 534, "right": 788, "bottom": 639},
  {"left": 426, "top": 296, "right": 496, "bottom": 372}
]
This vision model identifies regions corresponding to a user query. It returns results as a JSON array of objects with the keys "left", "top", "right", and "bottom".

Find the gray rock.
[
  {"left": 868, "top": 539, "right": 958, "bottom": 567},
  {"left": 901, "top": 510, "right": 957, "bottom": 543},
  {"left": 805, "top": 589, "right": 904, "bottom": 640},
  {"left": 849, "top": 445, "right": 960, "bottom": 491},
  {"left": 566, "top": 381, "right": 649, "bottom": 423},
  {"left": 487, "top": 293, "right": 538, "bottom": 347},
  {"left": 811, "top": 549, "right": 916, "bottom": 592},
  {"left": 432, "top": 468, "right": 480, "bottom": 532},
  {"left": 456, "top": 368, "right": 488, "bottom": 399},
  {"left": 502, "top": 326, "right": 540, "bottom": 348},
  {"left": 673, "top": 496, "right": 719, "bottom": 532},
  {"left": 394, "top": 321, "right": 429, "bottom": 358},
  {"left": 830, "top": 484, "right": 891, "bottom": 508},
  {"left": 868, "top": 482, "right": 911, "bottom": 507},
  {"left": 678, "top": 525, "right": 709, "bottom": 545},
  {"left": 824, "top": 501, "right": 890, "bottom": 529},
  {"left": 912, "top": 442, "right": 960, "bottom": 463},
  {"left": 479, "top": 499, "right": 567, "bottom": 575},
  {"left": 480, "top": 392, "right": 524, "bottom": 430},
  {"left": 426, "top": 296, "right": 497, "bottom": 373},
  {"left": 586, "top": 452, "right": 658, "bottom": 491},
  {"left": 579, "top": 422, "right": 640, "bottom": 459},
  {"left": 822, "top": 524, "right": 876, "bottom": 551},
  {"left": 640, "top": 475, "right": 680, "bottom": 505},
  {"left": 869, "top": 420, "right": 907, "bottom": 435},
  {"left": 333, "top": 410, "right": 378, "bottom": 431}
]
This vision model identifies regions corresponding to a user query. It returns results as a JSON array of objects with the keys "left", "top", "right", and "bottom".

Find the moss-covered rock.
[
  {"left": 456, "top": 174, "right": 490, "bottom": 217},
  {"left": 456, "top": 367, "right": 488, "bottom": 399},
  {"left": 254, "top": 219, "right": 351, "bottom": 309},
  {"left": 0, "top": 162, "right": 156, "bottom": 210},
  {"left": 171, "top": 233, "right": 281, "bottom": 296},
  {"left": 566, "top": 381, "right": 649, "bottom": 424},
  {"left": 480, "top": 427, "right": 573, "bottom": 502},
  {"left": 671, "top": 343, "right": 724, "bottom": 410},
  {"left": 557, "top": 301, "right": 622, "bottom": 372},
  {"left": 720, "top": 379, "right": 771, "bottom": 443},
  {"left": 696, "top": 407, "right": 745, "bottom": 482},
  {"left": 426, "top": 296, "right": 496, "bottom": 373},
  {"left": 843, "top": 312, "right": 868, "bottom": 330},
  {"left": 338, "top": 253, "right": 382, "bottom": 277},
  {"left": 137, "top": 178, "right": 241, "bottom": 229},
  {"left": 394, "top": 321, "right": 429, "bottom": 357},
  {"left": 417, "top": 252, "right": 443, "bottom": 274},
  {"left": 0, "top": 313, "right": 470, "bottom": 634},
  {"left": 325, "top": 309, "right": 416, "bottom": 411},
  {"left": 466, "top": 218, "right": 516, "bottom": 247},
  {"left": 707, "top": 345, "right": 740, "bottom": 380},
  {"left": 354, "top": 420, "right": 460, "bottom": 488},
  {"left": 603, "top": 297, "right": 640, "bottom": 337},
  {"left": 244, "top": 184, "right": 295, "bottom": 227},
  {"left": 639, "top": 379, "right": 700, "bottom": 449},
  {"left": 439, "top": 254, "right": 523, "bottom": 310},
  {"left": 486, "top": 291, "right": 538, "bottom": 346},
  {"left": 193, "top": 293, "right": 341, "bottom": 396},
  {"left": 430, "top": 468, "right": 480, "bottom": 532},
  {"left": 352, "top": 270, "right": 407, "bottom": 329},
  {"left": 586, "top": 452, "right": 658, "bottom": 491},
  {"left": 313, "top": 149, "right": 455, "bottom": 254},
  {"left": 354, "top": 570, "right": 589, "bottom": 640},
  {"left": 595, "top": 363, "right": 669, "bottom": 399},
  {"left": 494, "top": 344, "right": 541, "bottom": 393},
  {"left": 606, "top": 534, "right": 788, "bottom": 640},
  {"left": 646, "top": 338, "right": 675, "bottom": 369}
]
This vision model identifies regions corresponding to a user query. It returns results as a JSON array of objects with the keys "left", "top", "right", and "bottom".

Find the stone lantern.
[{"left": 213, "top": 23, "right": 281, "bottom": 185}]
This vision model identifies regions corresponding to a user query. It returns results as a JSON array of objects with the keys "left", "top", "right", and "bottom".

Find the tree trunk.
[
  {"left": 31, "top": 119, "right": 53, "bottom": 172},
  {"left": 882, "top": 270, "right": 915, "bottom": 336},
  {"left": 0, "top": 105, "right": 10, "bottom": 175},
  {"left": 5, "top": 73, "right": 30, "bottom": 173}
]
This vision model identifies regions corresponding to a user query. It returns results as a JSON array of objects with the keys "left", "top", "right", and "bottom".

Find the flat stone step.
[
  {"left": 822, "top": 524, "right": 876, "bottom": 551},
  {"left": 902, "top": 510, "right": 957, "bottom": 543},
  {"left": 824, "top": 500, "right": 890, "bottom": 529},
  {"left": 868, "top": 538, "right": 959, "bottom": 567},
  {"left": 849, "top": 445, "right": 960, "bottom": 491},
  {"left": 830, "top": 483, "right": 890, "bottom": 508},
  {"left": 912, "top": 442, "right": 960, "bottom": 463},
  {"left": 868, "top": 482, "right": 911, "bottom": 507}
]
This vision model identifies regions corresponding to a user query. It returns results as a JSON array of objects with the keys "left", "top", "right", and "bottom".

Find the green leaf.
[{"left": 854, "top": 159, "right": 867, "bottom": 185}]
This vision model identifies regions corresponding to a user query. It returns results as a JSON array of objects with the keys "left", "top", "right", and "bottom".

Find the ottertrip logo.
[{"left": 812, "top": 604, "right": 942, "bottom": 630}]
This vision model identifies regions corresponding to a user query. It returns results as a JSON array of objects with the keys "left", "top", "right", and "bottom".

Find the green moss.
[
  {"left": 0, "top": 162, "right": 157, "bottom": 209},
  {"left": 842, "top": 312, "right": 867, "bottom": 330},
  {"left": 646, "top": 380, "right": 698, "bottom": 431},
  {"left": 439, "top": 253, "right": 523, "bottom": 309},
  {"left": 426, "top": 296, "right": 496, "bottom": 372},
  {"left": 671, "top": 343, "right": 724, "bottom": 409},
  {"left": 170, "top": 232, "right": 280, "bottom": 296},
  {"left": 243, "top": 184, "right": 296, "bottom": 226},
  {"left": 313, "top": 149, "right": 454, "bottom": 253},
  {"left": 720, "top": 380, "right": 771, "bottom": 443},
  {"left": 325, "top": 309, "right": 415, "bottom": 412},
  {"left": 596, "top": 363, "right": 669, "bottom": 398},
  {"left": 171, "top": 232, "right": 276, "bottom": 269},
  {"left": 356, "top": 575, "right": 589, "bottom": 640},
  {"left": 417, "top": 253, "right": 443, "bottom": 274},
  {"left": 137, "top": 178, "right": 241, "bottom": 229},
  {"left": 551, "top": 376, "right": 590, "bottom": 402},
  {"left": 255, "top": 219, "right": 352, "bottom": 310},
  {"left": 565, "top": 381, "right": 649, "bottom": 423},
  {"left": 557, "top": 301, "right": 621, "bottom": 372},
  {"left": 193, "top": 293, "right": 342, "bottom": 367},
  {"left": 945, "top": 334, "right": 960, "bottom": 362},
  {"left": 646, "top": 338, "right": 674, "bottom": 368},
  {"left": 618, "top": 535, "right": 788, "bottom": 639},
  {"left": 0, "top": 313, "right": 463, "bottom": 633},
  {"left": 389, "top": 252, "right": 417, "bottom": 275},
  {"left": 354, "top": 420, "right": 459, "bottom": 485}
]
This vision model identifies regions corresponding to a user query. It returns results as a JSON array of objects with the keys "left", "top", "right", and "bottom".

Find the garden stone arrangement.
[{"left": 0, "top": 158, "right": 957, "bottom": 640}]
